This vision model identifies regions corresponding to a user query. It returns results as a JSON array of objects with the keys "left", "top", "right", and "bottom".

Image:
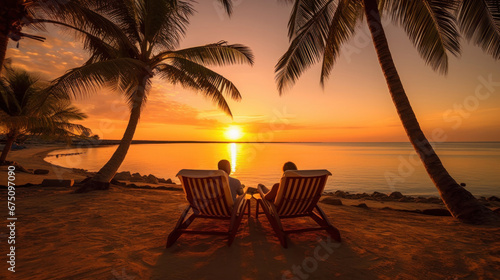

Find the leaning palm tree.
[
  {"left": 0, "top": 0, "right": 235, "bottom": 71},
  {"left": 276, "top": 0, "right": 499, "bottom": 224},
  {"left": 0, "top": 66, "right": 90, "bottom": 163},
  {"left": 47, "top": 0, "right": 253, "bottom": 192}
]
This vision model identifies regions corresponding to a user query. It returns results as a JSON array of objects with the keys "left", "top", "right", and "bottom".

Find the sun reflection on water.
[{"left": 230, "top": 143, "right": 237, "bottom": 173}]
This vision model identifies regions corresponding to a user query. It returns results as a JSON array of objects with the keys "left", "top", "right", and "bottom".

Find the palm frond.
[
  {"left": 382, "top": 0, "right": 461, "bottom": 74},
  {"left": 275, "top": 0, "right": 336, "bottom": 93},
  {"left": 156, "top": 57, "right": 242, "bottom": 116},
  {"left": 458, "top": 0, "right": 500, "bottom": 59},
  {"left": 34, "top": 1, "right": 136, "bottom": 53},
  {"left": 320, "top": 0, "right": 363, "bottom": 85},
  {"left": 284, "top": 0, "right": 333, "bottom": 39},
  {"left": 90, "top": 0, "right": 141, "bottom": 41},
  {"left": 146, "top": 0, "right": 194, "bottom": 53},
  {"left": 29, "top": 121, "right": 91, "bottom": 140},
  {"left": 51, "top": 58, "right": 147, "bottom": 99},
  {"left": 155, "top": 41, "right": 254, "bottom": 67},
  {"left": 1, "top": 115, "right": 51, "bottom": 132},
  {"left": 0, "top": 68, "right": 40, "bottom": 116},
  {"left": 36, "top": 19, "right": 128, "bottom": 63},
  {"left": 168, "top": 57, "right": 242, "bottom": 101},
  {"left": 0, "top": 70, "right": 91, "bottom": 142},
  {"left": 216, "top": 0, "right": 234, "bottom": 16}
]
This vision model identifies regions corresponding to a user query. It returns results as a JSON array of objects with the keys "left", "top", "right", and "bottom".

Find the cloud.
[{"left": 141, "top": 96, "right": 221, "bottom": 128}]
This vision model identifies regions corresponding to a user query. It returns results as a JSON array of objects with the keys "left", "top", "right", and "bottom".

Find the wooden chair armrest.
[
  {"left": 234, "top": 192, "right": 247, "bottom": 215},
  {"left": 258, "top": 184, "right": 267, "bottom": 198},
  {"left": 241, "top": 185, "right": 249, "bottom": 195}
]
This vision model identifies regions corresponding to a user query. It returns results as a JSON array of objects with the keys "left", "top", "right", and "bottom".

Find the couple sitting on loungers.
[
  {"left": 217, "top": 159, "right": 297, "bottom": 203},
  {"left": 166, "top": 160, "right": 341, "bottom": 248}
]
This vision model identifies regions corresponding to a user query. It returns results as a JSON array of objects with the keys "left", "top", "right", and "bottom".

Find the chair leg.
[
  {"left": 255, "top": 199, "right": 260, "bottom": 219},
  {"left": 166, "top": 206, "right": 195, "bottom": 248},
  {"left": 256, "top": 198, "right": 287, "bottom": 248},
  {"left": 166, "top": 230, "right": 181, "bottom": 248},
  {"left": 311, "top": 206, "right": 341, "bottom": 242},
  {"left": 270, "top": 219, "right": 287, "bottom": 248},
  {"left": 228, "top": 200, "right": 248, "bottom": 246},
  {"left": 247, "top": 198, "right": 251, "bottom": 219}
]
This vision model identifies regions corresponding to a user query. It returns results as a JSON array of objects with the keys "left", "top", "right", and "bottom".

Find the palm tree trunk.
[
  {"left": 0, "top": 133, "right": 16, "bottom": 163},
  {"left": 363, "top": 0, "right": 499, "bottom": 224},
  {"left": 76, "top": 80, "right": 147, "bottom": 192}
]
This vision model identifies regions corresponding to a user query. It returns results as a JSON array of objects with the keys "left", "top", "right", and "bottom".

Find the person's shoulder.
[{"left": 228, "top": 176, "right": 241, "bottom": 184}]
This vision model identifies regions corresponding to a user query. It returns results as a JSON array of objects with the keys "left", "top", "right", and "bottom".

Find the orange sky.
[{"left": 6, "top": 0, "right": 500, "bottom": 142}]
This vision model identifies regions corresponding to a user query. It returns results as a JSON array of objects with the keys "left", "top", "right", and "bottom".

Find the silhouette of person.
[
  {"left": 259, "top": 161, "right": 297, "bottom": 202},
  {"left": 218, "top": 159, "right": 244, "bottom": 201}
]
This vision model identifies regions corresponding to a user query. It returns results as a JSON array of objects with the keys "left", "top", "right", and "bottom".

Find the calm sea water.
[{"left": 45, "top": 142, "right": 500, "bottom": 196}]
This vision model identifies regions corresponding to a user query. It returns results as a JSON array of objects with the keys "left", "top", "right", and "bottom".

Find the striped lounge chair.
[
  {"left": 166, "top": 169, "right": 249, "bottom": 248},
  {"left": 256, "top": 170, "right": 341, "bottom": 248}
]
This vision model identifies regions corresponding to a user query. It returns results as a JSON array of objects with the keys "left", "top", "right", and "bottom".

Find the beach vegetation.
[{"left": 0, "top": 65, "right": 90, "bottom": 163}]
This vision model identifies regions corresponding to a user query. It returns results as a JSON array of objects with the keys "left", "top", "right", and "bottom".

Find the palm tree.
[
  {"left": 0, "top": 66, "right": 90, "bottom": 163},
  {"left": 46, "top": 0, "right": 253, "bottom": 192},
  {"left": 276, "top": 0, "right": 500, "bottom": 224}
]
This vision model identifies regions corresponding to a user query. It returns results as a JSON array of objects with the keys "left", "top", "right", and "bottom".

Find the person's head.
[
  {"left": 218, "top": 159, "right": 231, "bottom": 175},
  {"left": 282, "top": 161, "right": 297, "bottom": 172}
]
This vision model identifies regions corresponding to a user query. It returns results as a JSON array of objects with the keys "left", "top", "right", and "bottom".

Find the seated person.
[
  {"left": 218, "top": 159, "right": 244, "bottom": 201},
  {"left": 259, "top": 161, "right": 297, "bottom": 202}
]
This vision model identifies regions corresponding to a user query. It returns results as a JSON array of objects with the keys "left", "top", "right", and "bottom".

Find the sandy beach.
[{"left": 1, "top": 145, "right": 500, "bottom": 280}]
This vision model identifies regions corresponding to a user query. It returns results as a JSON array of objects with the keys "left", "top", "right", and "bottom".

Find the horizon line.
[{"left": 74, "top": 140, "right": 500, "bottom": 145}]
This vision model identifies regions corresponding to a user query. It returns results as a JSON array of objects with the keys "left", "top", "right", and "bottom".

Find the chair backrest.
[
  {"left": 274, "top": 170, "right": 332, "bottom": 216},
  {"left": 176, "top": 169, "right": 234, "bottom": 217}
]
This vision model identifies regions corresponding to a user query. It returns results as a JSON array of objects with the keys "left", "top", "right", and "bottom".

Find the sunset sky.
[{"left": 7, "top": 0, "right": 500, "bottom": 142}]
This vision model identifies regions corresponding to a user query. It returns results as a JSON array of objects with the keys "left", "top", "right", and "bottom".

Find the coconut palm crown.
[
  {"left": 0, "top": 66, "right": 90, "bottom": 162},
  {"left": 276, "top": 0, "right": 500, "bottom": 224},
  {"left": 44, "top": 0, "right": 254, "bottom": 190}
]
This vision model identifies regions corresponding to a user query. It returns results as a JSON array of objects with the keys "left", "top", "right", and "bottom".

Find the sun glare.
[{"left": 225, "top": 126, "right": 243, "bottom": 141}]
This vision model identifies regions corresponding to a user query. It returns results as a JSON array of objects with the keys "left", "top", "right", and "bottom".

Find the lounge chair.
[
  {"left": 166, "top": 169, "right": 249, "bottom": 248},
  {"left": 255, "top": 170, "right": 341, "bottom": 248}
]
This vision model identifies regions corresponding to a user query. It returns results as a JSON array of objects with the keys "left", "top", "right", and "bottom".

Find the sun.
[{"left": 225, "top": 126, "right": 243, "bottom": 141}]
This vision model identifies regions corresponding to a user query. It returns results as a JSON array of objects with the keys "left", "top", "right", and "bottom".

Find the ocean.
[{"left": 45, "top": 142, "right": 500, "bottom": 196}]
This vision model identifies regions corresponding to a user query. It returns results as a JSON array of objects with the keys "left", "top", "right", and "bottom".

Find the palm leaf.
[
  {"left": 90, "top": 0, "right": 142, "bottom": 42},
  {"left": 51, "top": 58, "right": 147, "bottom": 99},
  {"left": 458, "top": 0, "right": 500, "bottom": 59},
  {"left": 139, "top": 0, "right": 193, "bottom": 52},
  {"left": 34, "top": 1, "right": 132, "bottom": 48},
  {"left": 37, "top": 19, "right": 128, "bottom": 64},
  {"left": 155, "top": 41, "right": 254, "bottom": 67},
  {"left": 275, "top": 0, "right": 336, "bottom": 93},
  {"left": 156, "top": 57, "right": 242, "bottom": 116},
  {"left": 216, "top": 0, "right": 234, "bottom": 16},
  {"left": 145, "top": 0, "right": 194, "bottom": 53},
  {"left": 320, "top": 0, "right": 363, "bottom": 85},
  {"left": 283, "top": 0, "right": 333, "bottom": 39},
  {"left": 381, "top": 0, "right": 461, "bottom": 74},
  {"left": 0, "top": 67, "right": 91, "bottom": 140},
  {"left": 156, "top": 63, "right": 232, "bottom": 116}
]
